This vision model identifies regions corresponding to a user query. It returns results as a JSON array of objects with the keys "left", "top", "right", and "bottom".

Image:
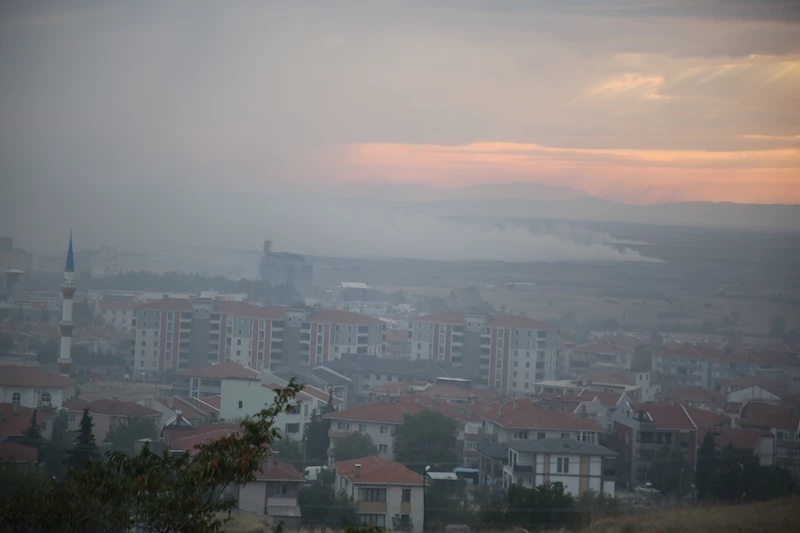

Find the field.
[{"left": 79, "top": 380, "right": 162, "bottom": 402}]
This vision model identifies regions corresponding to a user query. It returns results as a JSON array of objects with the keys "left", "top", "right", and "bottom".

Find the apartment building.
[
  {"left": 652, "top": 346, "right": 749, "bottom": 391},
  {"left": 564, "top": 341, "right": 633, "bottom": 378},
  {"left": 132, "top": 298, "right": 386, "bottom": 378},
  {"left": 740, "top": 407, "right": 800, "bottom": 479},
  {"left": 173, "top": 360, "right": 261, "bottom": 398},
  {"left": 334, "top": 456, "right": 424, "bottom": 532},
  {"left": 324, "top": 400, "right": 417, "bottom": 460},
  {"left": 409, "top": 312, "right": 559, "bottom": 394},
  {"left": 502, "top": 439, "right": 617, "bottom": 497},
  {"left": 96, "top": 299, "right": 138, "bottom": 333}
]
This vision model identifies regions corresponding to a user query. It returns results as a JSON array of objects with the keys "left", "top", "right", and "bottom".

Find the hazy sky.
[{"left": 1, "top": 0, "right": 799, "bottom": 208}]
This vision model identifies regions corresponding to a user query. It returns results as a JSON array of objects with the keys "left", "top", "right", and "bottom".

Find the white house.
[
  {"left": 236, "top": 457, "right": 303, "bottom": 528},
  {"left": 334, "top": 456, "right": 424, "bottom": 532},
  {"left": 0, "top": 365, "right": 77, "bottom": 409},
  {"left": 502, "top": 439, "right": 617, "bottom": 497}
]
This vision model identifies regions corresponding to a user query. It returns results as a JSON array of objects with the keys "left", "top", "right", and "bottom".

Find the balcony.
[
  {"left": 329, "top": 429, "right": 351, "bottom": 439},
  {"left": 512, "top": 464, "right": 533, "bottom": 473}
]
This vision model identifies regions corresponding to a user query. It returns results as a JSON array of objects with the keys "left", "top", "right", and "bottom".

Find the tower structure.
[{"left": 58, "top": 232, "right": 75, "bottom": 374}]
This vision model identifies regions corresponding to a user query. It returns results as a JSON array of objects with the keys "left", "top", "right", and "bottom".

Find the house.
[
  {"left": 658, "top": 387, "right": 719, "bottom": 408},
  {"left": 739, "top": 407, "right": 800, "bottom": 479},
  {"left": 0, "top": 440, "right": 38, "bottom": 463},
  {"left": 698, "top": 427, "right": 775, "bottom": 466},
  {"left": 136, "top": 395, "right": 220, "bottom": 430},
  {"left": 576, "top": 390, "right": 628, "bottom": 430},
  {"left": 0, "top": 365, "right": 77, "bottom": 409},
  {"left": 534, "top": 372, "right": 657, "bottom": 404},
  {"left": 0, "top": 403, "right": 55, "bottom": 441},
  {"left": 66, "top": 399, "right": 162, "bottom": 444},
  {"left": 324, "top": 399, "right": 420, "bottom": 460},
  {"left": 334, "top": 456, "right": 424, "bottom": 532},
  {"left": 173, "top": 361, "right": 260, "bottom": 398},
  {"left": 503, "top": 439, "right": 617, "bottom": 497},
  {"left": 271, "top": 365, "right": 352, "bottom": 408},
  {"left": 718, "top": 376, "right": 796, "bottom": 405},
  {"left": 477, "top": 442, "right": 510, "bottom": 489},
  {"left": 236, "top": 456, "right": 303, "bottom": 527},
  {"left": 162, "top": 422, "right": 242, "bottom": 454},
  {"left": 475, "top": 397, "right": 604, "bottom": 445}
]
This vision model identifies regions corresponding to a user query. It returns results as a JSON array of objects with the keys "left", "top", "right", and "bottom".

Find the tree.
[
  {"left": 0, "top": 380, "right": 303, "bottom": 533},
  {"left": 631, "top": 344, "right": 653, "bottom": 372},
  {"left": 0, "top": 460, "right": 50, "bottom": 502},
  {"left": 36, "top": 339, "right": 59, "bottom": 367},
  {"left": 695, "top": 431, "right": 720, "bottom": 501},
  {"left": 650, "top": 446, "right": 689, "bottom": 495},
  {"left": 304, "top": 394, "right": 336, "bottom": 465},
  {"left": 392, "top": 513, "right": 414, "bottom": 531},
  {"left": 298, "top": 483, "right": 358, "bottom": 526},
  {"left": 499, "top": 483, "right": 577, "bottom": 531},
  {"left": 769, "top": 315, "right": 787, "bottom": 339},
  {"left": 64, "top": 408, "right": 98, "bottom": 471},
  {"left": 333, "top": 432, "right": 378, "bottom": 462},
  {"left": 394, "top": 410, "right": 459, "bottom": 472},
  {"left": 40, "top": 409, "right": 71, "bottom": 480},
  {"left": 21, "top": 409, "right": 44, "bottom": 450},
  {"left": 105, "top": 417, "right": 158, "bottom": 452},
  {"left": 0, "top": 331, "right": 14, "bottom": 352}
]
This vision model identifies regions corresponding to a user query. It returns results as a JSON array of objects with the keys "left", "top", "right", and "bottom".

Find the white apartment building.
[
  {"left": 323, "top": 400, "right": 415, "bottom": 461},
  {"left": 409, "top": 312, "right": 559, "bottom": 395},
  {"left": 502, "top": 439, "right": 617, "bottom": 497},
  {"left": 96, "top": 299, "right": 138, "bottom": 333},
  {"left": 132, "top": 298, "right": 387, "bottom": 379},
  {"left": 334, "top": 456, "right": 424, "bottom": 532}
]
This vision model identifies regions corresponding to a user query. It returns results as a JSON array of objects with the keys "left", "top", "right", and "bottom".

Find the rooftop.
[
  {"left": 253, "top": 459, "right": 303, "bottom": 482},
  {"left": 163, "top": 422, "right": 241, "bottom": 452},
  {"left": 324, "top": 400, "right": 420, "bottom": 425},
  {"left": 0, "top": 404, "right": 55, "bottom": 440},
  {"left": 508, "top": 438, "right": 617, "bottom": 456},
  {"left": 176, "top": 361, "right": 260, "bottom": 380},
  {"left": 701, "top": 427, "right": 773, "bottom": 452},
  {"left": 740, "top": 407, "right": 800, "bottom": 432},
  {"left": 335, "top": 456, "right": 423, "bottom": 486},
  {"left": 627, "top": 402, "right": 695, "bottom": 430},
  {"left": 69, "top": 399, "right": 161, "bottom": 418},
  {"left": 476, "top": 398, "right": 603, "bottom": 431},
  {"left": 135, "top": 298, "right": 192, "bottom": 312},
  {"left": 577, "top": 390, "right": 625, "bottom": 407},
  {"left": 307, "top": 308, "right": 385, "bottom": 326},
  {"left": 0, "top": 441, "right": 38, "bottom": 463},
  {"left": 0, "top": 365, "right": 75, "bottom": 389}
]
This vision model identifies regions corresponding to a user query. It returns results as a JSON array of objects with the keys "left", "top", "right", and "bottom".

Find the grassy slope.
[{"left": 586, "top": 498, "right": 799, "bottom": 533}]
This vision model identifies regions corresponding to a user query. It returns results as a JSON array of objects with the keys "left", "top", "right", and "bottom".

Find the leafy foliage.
[
  {"left": 394, "top": 410, "right": 459, "bottom": 472},
  {"left": 650, "top": 446, "right": 691, "bottom": 495},
  {"left": 0, "top": 380, "right": 303, "bottom": 533},
  {"left": 105, "top": 416, "right": 158, "bottom": 452},
  {"left": 304, "top": 393, "right": 336, "bottom": 464},
  {"left": 298, "top": 483, "right": 358, "bottom": 527},
  {"left": 480, "top": 483, "right": 578, "bottom": 530},
  {"left": 333, "top": 432, "right": 379, "bottom": 462},
  {"left": 21, "top": 409, "right": 44, "bottom": 449},
  {"left": 64, "top": 408, "right": 98, "bottom": 472},
  {"left": 392, "top": 513, "right": 414, "bottom": 531}
]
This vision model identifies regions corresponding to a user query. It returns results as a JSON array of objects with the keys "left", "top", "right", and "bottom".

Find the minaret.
[{"left": 58, "top": 232, "right": 75, "bottom": 374}]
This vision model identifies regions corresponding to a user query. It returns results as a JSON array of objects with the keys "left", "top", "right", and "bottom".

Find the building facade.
[{"left": 409, "top": 312, "right": 560, "bottom": 394}]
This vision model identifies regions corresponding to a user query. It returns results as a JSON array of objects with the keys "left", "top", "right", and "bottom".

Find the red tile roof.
[
  {"left": 419, "top": 384, "right": 496, "bottom": 401},
  {"left": 164, "top": 423, "right": 241, "bottom": 452},
  {"left": 307, "top": 308, "right": 385, "bottom": 326},
  {"left": 97, "top": 299, "right": 139, "bottom": 311},
  {"left": 724, "top": 402, "right": 743, "bottom": 414},
  {"left": 254, "top": 459, "right": 303, "bottom": 482},
  {"left": 487, "top": 314, "right": 558, "bottom": 331},
  {"left": 597, "top": 335, "right": 647, "bottom": 350},
  {"left": 750, "top": 351, "right": 799, "bottom": 366},
  {"left": 415, "top": 312, "right": 466, "bottom": 325},
  {"left": 176, "top": 361, "right": 259, "bottom": 380},
  {"left": 70, "top": 399, "right": 161, "bottom": 418},
  {"left": 216, "top": 301, "right": 286, "bottom": 320},
  {"left": 0, "top": 441, "right": 38, "bottom": 463},
  {"left": 368, "top": 382, "right": 411, "bottom": 394},
  {"left": 180, "top": 396, "right": 220, "bottom": 416},
  {"left": 741, "top": 400, "right": 785, "bottom": 419},
  {"left": 740, "top": 407, "right": 800, "bottom": 432},
  {"left": 0, "top": 404, "right": 55, "bottom": 440},
  {"left": 335, "top": 456, "right": 423, "bottom": 486},
  {"left": 660, "top": 345, "right": 722, "bottom": 360},
  {"left": 720, "top": 376, "right": 791, "bottom": 397},
  {"left": 701, "top": 427, "right": 772, "bottom": 452},
  {"left": 0, "top": 365, "right": 75, "bottom": 388},
  {"left": 578, "top": 390, "right": 625, "bottom": 407},
  {"left": 628, "top": 402, "right": 695, "bottom": 430},
  {"left": 582, "top": 372, "right": 635, "bottom": 387},
  {"left": 135, "top": 298, "right": 192, "bottom": 312},
  {"left": 197, "top": 395, "right": 221, "bottom": 411},
  {"left": 660, "top": 387, "right": 717, "bottom": 404},
  {"left": 477, "top": 398, "right": 602, "bottom": 431},
  {"left": 683, "top": 404, "right": 728, "bottom": 428},
  {"left": 324, "top": 400, "right": 420, "bottom": 424}
]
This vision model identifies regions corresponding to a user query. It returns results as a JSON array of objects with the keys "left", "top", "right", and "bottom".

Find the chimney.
[{"left": 355, "top": 463, "right": 361, "bottom": 477}]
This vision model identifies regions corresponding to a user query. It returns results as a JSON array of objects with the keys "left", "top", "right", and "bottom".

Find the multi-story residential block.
[
  {"left": 0, "top": 365, "right": 77, "bottom": 409},
  {"left": 652, "top": 345, "right": 751, "bottom": 391},
  {"left": 534, "top": 372, "right": 657, "bottom": 403},
  {"left": 699, "top": 427, "right": 775, "bottom": 466},
  {"left": 173, "top": 360, "right": 261, "bottom": 398},
  {"left": 564, "top": 341, "right": 633, "bottom": 378},
  {"left": 502, "top": 439, "right": 617, "bottom": 497},
  {"left": 409, "top": 312, "right": 559, "bottom": 394},
  {"left": 132, "top": 298, "right": 386, "bottom": 378},
  {"left": 612, "top": 401, "right": 727, "bottom": 486},
  {"left": 385, "top": 329, "right": 412, "bottom": 359},
  {"left": 96, "top": 299, "right": 138, "bottom": 333},
  {"left": 334, "top": 456, "right": 424, "bottom": 532},
  {"left": 324, "top": 400, "right": 415, "bottom": 461}
]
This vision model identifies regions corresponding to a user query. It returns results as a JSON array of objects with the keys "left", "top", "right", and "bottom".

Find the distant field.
[{"left": 79, "top": 381, "right": 160, "bottom": 402}]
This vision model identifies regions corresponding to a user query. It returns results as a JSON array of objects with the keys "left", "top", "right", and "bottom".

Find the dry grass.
[{"left": 584, "top": 498, "right": 800, "bottom": 533}]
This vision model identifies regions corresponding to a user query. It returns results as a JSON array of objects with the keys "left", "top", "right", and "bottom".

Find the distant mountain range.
[{"left": 343, "top": 183, "right": 800, "bottom": 230}]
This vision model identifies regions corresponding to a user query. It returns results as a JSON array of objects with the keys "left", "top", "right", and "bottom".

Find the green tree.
[
  {"left": 394, "top": 410, "right": 459, "bottom": 472},
  {"left": 650, "top": 446, "right": 690, "bottom": 495},
  {"left": 21, "top": 409, "right": 44, "bottom": 450},
  {"left": 298, "top": 483, "right": 358, "bottom": 526},
  {"left": 0, "top": 331, "right": 14, "bottom": 352},
  {"left": 0, "top": 460, "right": 50, "bottom": 502},
  {"left": 40, "top": 410, "right": 71, "bottom": 480},
  {"left": 0, "top": 379, "right": 303, "bottom": 533},
  {"left": 499, "top": 483, "right": 577, "bottom": 530},
  {"left": 64, "top": 408, "right": 98, "bottom": 471},
  {"left": 305, "top": 394, "right": 336, "bottom": 465},
  {"left": 105, "top": 417, "right": 158, "bottom": 452},
  {"left": 333, "top": 432, "right": 378, "bottom": 462},
  {"left": 631, "top": 344, "right": 653, "bottom": 372},
  {"left": 769, "top": 315, "right": 787, "bottom": 339},
  {"left": 695, "top": 431, "right": 720, "bottom": 501},
  {"left": 36, "top": 339, "right": 59, "bottom": 367},
  {"left": 392, "top": 513, "right": 414, "bottom": 531}
]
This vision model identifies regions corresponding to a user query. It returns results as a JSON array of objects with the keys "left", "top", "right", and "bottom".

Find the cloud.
[{"left": 588, "top": 73, "right": 670, "bottom": 100}]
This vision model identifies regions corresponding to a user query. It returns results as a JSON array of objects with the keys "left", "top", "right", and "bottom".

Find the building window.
[
  {"left": 238, "top": 401, "right": 243, "bottom": 409},
  {"left": 380, "top": 425, "right": 389, "bottom": 434},
  {"left": 359, "top": 424, "right": 367, "bottom": 433},
  {"left": 465, "top": 440, "right": 478, "bottom": 450},
  {"left": 561, "top": 432, "right": 571, "bottom": 439},
  {"left": 537, "top": 432, "right": 546, "bottom": 439},
  {"left": 358, "top": 488, "right": 387, "bottom": 502},
  {"left": 11, "top": 392, "right": 20, "bottom": 405},
  {"left": 285, "top": 423, "right": 300, "bottom": 434},
  {"left": 379, "top": 444, "right": 388, "bottom": 453},
  {"left": 337, "top": 421, "right": 350, "bottom": 431},
  {"left": 39, "top": 392, "right": 52, "bottom": 406},
  {"left": 68, "top": 413, "right": 76, "bottom": 423},
  {"left": 557, "top": 457, "right": 570, "bottom": 473},
  {"left": 360, "top": 514, "right": 386, "bottom": 527},
  {"left": 402, "top": 488, "right": 411, "bottom": 502},
  {"left": 514, "top": 430, "right": 529, "bottom": 440}
]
